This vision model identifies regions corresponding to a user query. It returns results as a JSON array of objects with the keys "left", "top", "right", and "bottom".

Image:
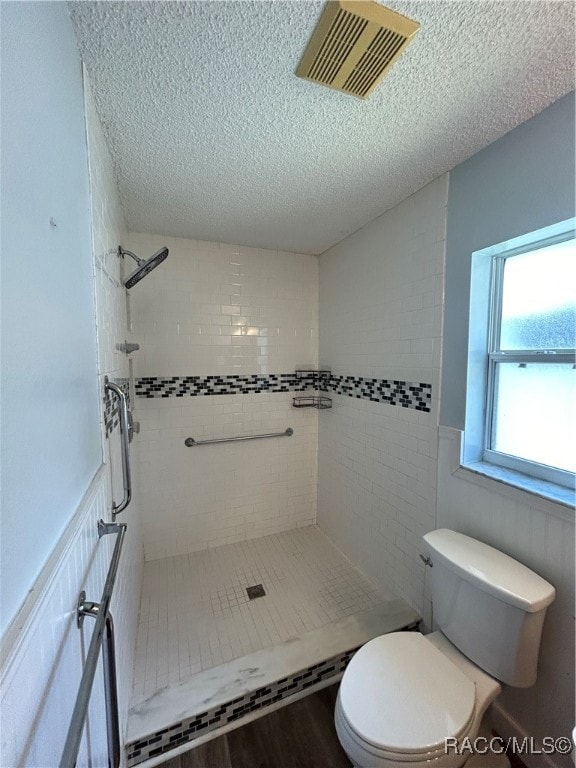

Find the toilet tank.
[{"left": 423, "top": 529, "right": 555, "bottom": 688}]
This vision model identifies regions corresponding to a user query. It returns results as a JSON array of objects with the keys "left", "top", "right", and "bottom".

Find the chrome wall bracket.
[
  {"left": 76, "top": 590, "right": 100, "bottom": 629},
  {"left": 116, "top": 340, "right": 140, "bottom": 355},
  {"left": 98, "top": 519, "right": 125, "bottom": 538},
  {"left": 419, "top": 554, "right": 433, "bottom": 567}
]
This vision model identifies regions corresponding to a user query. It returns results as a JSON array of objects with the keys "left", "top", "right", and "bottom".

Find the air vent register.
[{"left": 297, "top": 1, "right": 420, "bottom": 99}]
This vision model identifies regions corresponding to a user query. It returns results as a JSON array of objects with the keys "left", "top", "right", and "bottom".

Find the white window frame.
[{"left": 464, "top": 218, "right": 576, "bottom": 493}]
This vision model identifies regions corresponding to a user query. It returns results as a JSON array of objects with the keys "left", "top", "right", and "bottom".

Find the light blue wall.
[
  {"left": 441, "top": 92, "right": 576, "bottom": 428},
  {"left": 0, "top": 2, "right": 101, "bottom": 633}
]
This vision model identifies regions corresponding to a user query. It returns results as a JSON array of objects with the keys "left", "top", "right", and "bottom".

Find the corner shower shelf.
[
  {"left": 292, "top": 395, "right": 332, "bottom": 410},
  {"left": 294, "top": 369, "right": 331, "bottom": 378}
]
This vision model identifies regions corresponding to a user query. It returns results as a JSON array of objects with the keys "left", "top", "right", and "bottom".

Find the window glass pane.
[
  {"left": 500, "top": 238, "right": 576, "bottom": 350},
  {"left": 492, "top": 362, "right": 576, "bottom": 473}
]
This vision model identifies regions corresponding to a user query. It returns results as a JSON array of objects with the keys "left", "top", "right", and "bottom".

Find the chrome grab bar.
[
  {"left": 185, "top": 427, "right": 294, "bottom": 447},
  {"left": 59, "top": 520, "right": 127, "bottom": 768},
  {"left": 104, "top": 377, "right": 132, "bottom": 518},
  {"left": 75, "top": 601, "right": 120, "bottom": 768},
  {"left": 101, "top": 614, "right": 120, "bottom": 767}
]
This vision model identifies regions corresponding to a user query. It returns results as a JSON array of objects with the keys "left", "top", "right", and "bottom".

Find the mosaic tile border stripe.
[
  {"left": 125, "top": 647, "right": 358, "bottom": 766},
  {"left": 135, "top": 373, "right": 316, "bottom": 398},
  {"left": 103, "top": 378, "right": 130, "bottom": 438},
  {"left": 319, "top": 374, "right": 431, "bottom": 412},
  {"left": 135, "top": 373, "right": 431, "bottom": 412}
]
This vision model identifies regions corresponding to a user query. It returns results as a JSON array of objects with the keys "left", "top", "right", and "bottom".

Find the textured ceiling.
[{"left": 70, "top": 1, "right": 575, "bottom": 255}]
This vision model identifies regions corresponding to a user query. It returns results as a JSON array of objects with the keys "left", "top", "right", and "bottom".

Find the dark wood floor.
[
  {"left": 159, "top": 684, "right": 352, "bottom": 768},
  {"left": 158, "top": 683, "right": 529, "bottom": 768},
  {"left": 507, "top": 752, "right": 528, "bottom": 768}
]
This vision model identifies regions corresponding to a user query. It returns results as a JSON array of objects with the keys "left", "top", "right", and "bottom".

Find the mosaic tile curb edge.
[{"left": 125, "top": 647, "right": 358, "bottom": 766}]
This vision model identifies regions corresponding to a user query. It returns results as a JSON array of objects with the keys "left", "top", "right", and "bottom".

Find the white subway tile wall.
[
  {"left": 85, "top": 75, "right": 144, "bottom": 744},
  {"left": 125, "top": 232, "right": 319, "bottom": 560},
  {"left": 125, "top": 232, "right": 318, "bottom": 377},
  {"left": 132, "top": 392, "right": 318, "bottom": 559},
  {"left": 318, "top": 175, "right": 449, "bottom": 617}
]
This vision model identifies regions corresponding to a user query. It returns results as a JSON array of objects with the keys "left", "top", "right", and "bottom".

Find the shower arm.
[{"left": 118, "top": 247, "right": 145, "bottom": 266}]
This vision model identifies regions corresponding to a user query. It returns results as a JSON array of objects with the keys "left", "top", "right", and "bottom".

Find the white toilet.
[{"left": 335, "top": 529, "right": 556, "bottom": 768}]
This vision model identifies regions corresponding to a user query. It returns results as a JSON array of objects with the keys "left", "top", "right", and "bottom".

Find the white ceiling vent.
[{"left": 297, "top": 1, "right": 420, "bottom": 99}]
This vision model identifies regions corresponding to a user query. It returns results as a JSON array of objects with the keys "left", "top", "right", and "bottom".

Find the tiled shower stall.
[
  {"left": 1, "top": 6, "right": 574, "bottom": 768},
  {"left": 35, "top": 93, "right": 575, "bottom": 763},
  {"left": 100, "top": 178, "right": 443, "bottom": 763}
]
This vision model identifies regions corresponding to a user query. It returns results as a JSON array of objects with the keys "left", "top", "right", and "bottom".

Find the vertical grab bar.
[{"left": 105, "top": 377, "right": 132, "bottom": 518}]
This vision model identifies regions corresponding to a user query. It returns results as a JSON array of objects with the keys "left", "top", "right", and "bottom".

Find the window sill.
[{"left": 456, "top": 460, "right": 574, "bottom": 520}]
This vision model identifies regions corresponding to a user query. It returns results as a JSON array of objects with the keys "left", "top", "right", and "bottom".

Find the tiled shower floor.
[
  {"left": 132, "top": 525, "right": 392, "bottom": 701},
  {"left": 128, "top": 525, "right": 420, "bottom": 765}
]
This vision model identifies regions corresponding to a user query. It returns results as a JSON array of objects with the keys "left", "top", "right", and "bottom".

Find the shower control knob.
[{"left": 127, "top": 410, "right": 139, "bottom": 442}]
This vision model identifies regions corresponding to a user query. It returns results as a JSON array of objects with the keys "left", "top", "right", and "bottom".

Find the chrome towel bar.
[
  {"left": 185, "top": 427, "right": 293, "bottom": 447},
  {"left": 59, "top": 520, "right": 127, "bottom": 768}
]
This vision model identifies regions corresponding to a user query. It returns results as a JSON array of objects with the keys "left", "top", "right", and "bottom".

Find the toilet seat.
[
  {"left": 338, "top": 633, "right": 477, "bottom": 757},
  {"left": 335, "top": 698, "right": 471, "bottom": 765}
]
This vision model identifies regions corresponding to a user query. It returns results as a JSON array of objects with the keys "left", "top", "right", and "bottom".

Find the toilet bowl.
[
  {"left": 335, "top": 631, "right": 501, "bottom": 768},
  {"left": 334, "top": 530, "right": 555, "bottom": 768}
]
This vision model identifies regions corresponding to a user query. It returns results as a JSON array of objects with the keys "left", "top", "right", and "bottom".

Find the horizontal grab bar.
[{"left": 185, "top": 428, "right": 293, "bottom": 447}]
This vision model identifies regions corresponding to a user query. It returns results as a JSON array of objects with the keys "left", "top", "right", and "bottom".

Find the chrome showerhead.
[{"left": 119, "top": 246, "right": 169, "bottom": 289}]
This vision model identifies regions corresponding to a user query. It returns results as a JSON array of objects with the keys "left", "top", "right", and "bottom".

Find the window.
[{"left": 465, "top": 219, "right": 575, "bottom": 492}]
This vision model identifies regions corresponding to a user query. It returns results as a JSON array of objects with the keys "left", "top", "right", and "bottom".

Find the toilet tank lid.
[{"left": 423, "top": 530, "right": 556, "bottom": 613}]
